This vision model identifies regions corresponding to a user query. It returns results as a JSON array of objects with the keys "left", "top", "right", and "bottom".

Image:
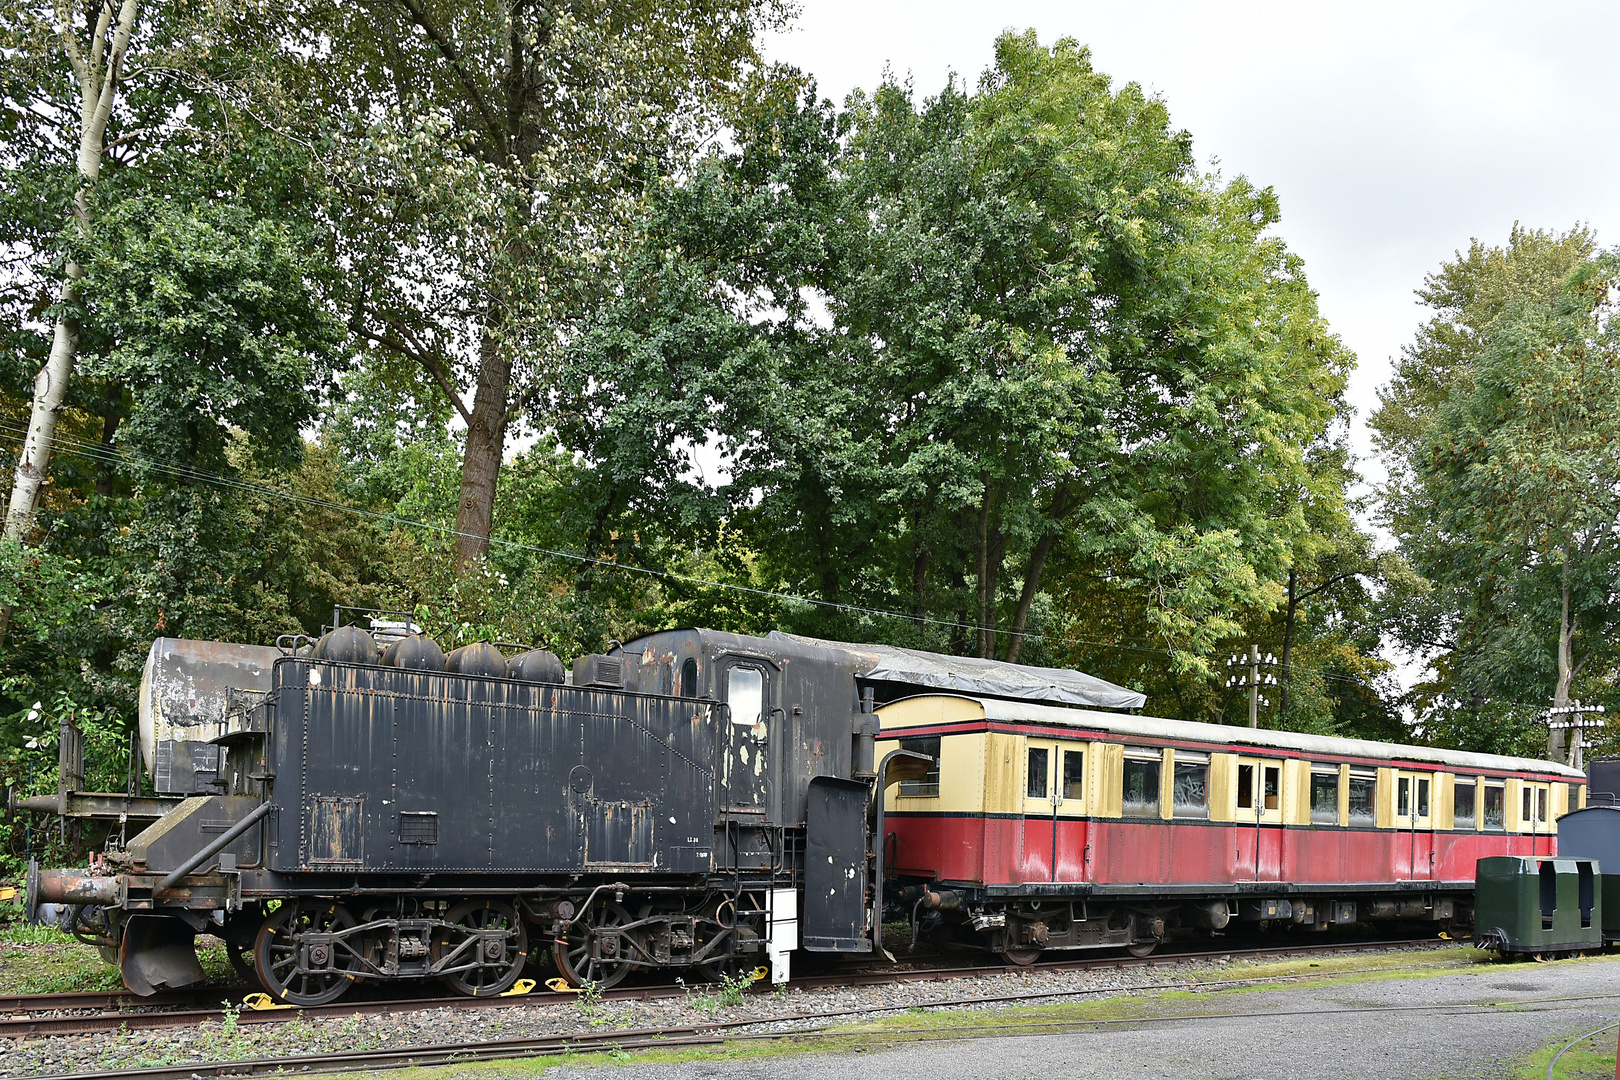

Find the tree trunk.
[
  {"left": 1280, "top": 567, "right": 1298, "bottom": 716},
  {"left": 1004, "top": 531, "right": 1057, "bottom": 665},
  {"left": 974, "top": 493, "right": 1003, "bottom": 660},
  {"left": 910, "top": 547, "right": 929, "bottom": 626},
  {"left": 453, "top": 328, "right": 511, "bottom": 569},
  {"left": 4, "top": 0, "right": 136, "bottom": 540},
  {"left": 1549, "top": 567, "right": 1575, "bottom": 761}
]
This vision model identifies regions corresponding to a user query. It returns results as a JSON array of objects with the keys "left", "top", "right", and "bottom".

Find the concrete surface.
[{"left": 537, "top": 956, "right": 1620, "bottom": 1080}]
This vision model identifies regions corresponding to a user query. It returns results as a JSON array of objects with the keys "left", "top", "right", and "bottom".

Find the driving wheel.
[
  {"left": 555, "top": 901, "right": 633, "bottom": 989},
  {"left": 252, "top": 900, "right": 358, "bottom": 1005},
  {"left": 1126, "top": 939, "right": 1160, "bottom": 958},
  {"left": 436, "top": 898, "right": 528, "bottom": 997}
]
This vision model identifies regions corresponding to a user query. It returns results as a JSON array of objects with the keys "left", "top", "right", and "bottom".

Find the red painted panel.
[{"left": 886, "top": 811, "right": 1565, "bottom": 889}]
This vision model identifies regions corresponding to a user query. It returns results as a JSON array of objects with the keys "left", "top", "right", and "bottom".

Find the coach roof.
[{"left": 893, "top": 693, "right": 1584, "bottom": 780}]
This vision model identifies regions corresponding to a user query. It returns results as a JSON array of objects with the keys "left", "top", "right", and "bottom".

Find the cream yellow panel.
[
  {"left": 1159, "top": 748, "right": 1176, "bottom": 821},
  {"left": 1209, "top": 754, "right": 1237, "bottom": 822},
  {"left": 1097, "top": 742, "right": 1124, "bottom": 818},
  {"left": 1337, "top": 763, "right": 1351, "bottom": 826},
  {"left": 1375, "top": 768, "right": 1395, "bottom": 829},
  {"left": 1505, "top": 778, "right": 1525, "bottom": 832},
  {"left": 1579, "top": 784, "right": 1589, "bottom": 809},
  {"left": 984, "top": 732, "right": 1021, "bottom": 815},
  {"left": 877, "top": 695, "right": 988, "bottom": 729},
  {"left": 1281, "top": 760, "right": 1307, "bottom": 826}
]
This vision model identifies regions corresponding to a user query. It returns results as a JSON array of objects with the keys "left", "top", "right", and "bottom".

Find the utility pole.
[
  {"left": 1225, "top": 645, "right": 1278, "bottom": 729},
  {"left": 1546, "top": 700, "right": 1607, "bottom": 770}
]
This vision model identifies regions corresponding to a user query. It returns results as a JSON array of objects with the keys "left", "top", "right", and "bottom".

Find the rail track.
[
  {"left": 12, "top": 969, "right": 1619, "bottom": 1080},
  {"left": 0, "top": 935, "right": 1452, "bottom": 1040}
]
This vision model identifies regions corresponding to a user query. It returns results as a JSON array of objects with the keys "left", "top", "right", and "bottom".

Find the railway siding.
[{"left": 0, "top": 942, "right": 1472, "bottom": 1079}]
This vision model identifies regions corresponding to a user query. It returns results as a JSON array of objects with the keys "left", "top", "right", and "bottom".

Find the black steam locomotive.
[{"left": 27, "top": 618, "right": 966, "bottom": 1003}]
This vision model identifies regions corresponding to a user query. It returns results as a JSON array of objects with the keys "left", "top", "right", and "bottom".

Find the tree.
[
  {"left": 1372, "top": 228, "right": 1620, "bottom": 759},
  {"left": 293, "top": 0, "right": 789, "bottom": 571},
  {"left": 552, "top": 33, "right": 1356, "bottom": 690},
  {"left": 1, "top": 0, "right": 138, "bottom": 543}
]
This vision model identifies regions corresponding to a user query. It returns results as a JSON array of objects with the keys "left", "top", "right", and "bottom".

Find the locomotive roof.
[
  {"left": 768, "top": 632, "right": 1147, "bottom": 711},
  {"left": 890, "top": 693, "right": 1585, "bottom": 779}
]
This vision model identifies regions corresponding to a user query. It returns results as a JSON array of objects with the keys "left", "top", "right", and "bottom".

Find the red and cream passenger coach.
[{"left": 878, "top": 694, "right": 1585, "bottom": 962}]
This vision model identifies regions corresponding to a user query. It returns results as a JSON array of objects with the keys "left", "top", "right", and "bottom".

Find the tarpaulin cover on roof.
[{"left": 767, "top": 632, "right": 1146, "bottom": 711}]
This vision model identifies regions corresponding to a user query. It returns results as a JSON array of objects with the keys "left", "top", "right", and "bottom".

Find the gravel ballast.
[{"left": 0, "top": 944, "right": 1471, "bottom": 1077}]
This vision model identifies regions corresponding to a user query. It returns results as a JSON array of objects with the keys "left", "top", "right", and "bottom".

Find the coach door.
[
  {"left": 1022, "top": 741, "right": 1090, "bottom": 883},
  {"left": 1237, "top": 757, "right": 1284, "bottom": 881},
  {"left": 1393, "top": 770, "right": 1435, "bottom": 879}
]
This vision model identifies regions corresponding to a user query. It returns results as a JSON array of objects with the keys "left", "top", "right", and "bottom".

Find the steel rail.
[
  {"left": 17, "top": 977, "right": 1620, "bottom": 1080},
  {"left": 0, "top": 936, "right": 1451, "bottom": 1038}
]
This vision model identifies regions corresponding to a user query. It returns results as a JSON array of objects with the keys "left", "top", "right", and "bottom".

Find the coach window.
[
  {"left": 1417, "top": 776, "right": 1431, "bottom": 818},
  {"left": 1310, "top": 766, "right": 1340, "bottom": 825},
  {"left": 1454, "top": 778, "right": 1477, "bottom": 830},
  {"left": 1397, "top": 775, "right": 1411, "bottom": 819},
  {"left": 898, "top": 736, "right": 941, "bottom": 798},
  {"left": 1237, "top": 763, "right": 1256, "bottom": 810},
  {"left": 1262, "top": 764, "right": 1281, "bottom": 813},
  {"left": 1123, "top": 748, "right": 1161, "bottom": 818},
  {"left": 1062, "top": 748, "right": 1085, "bottom": 802},
  {"left": 1348, "top": 770, "right": 1376, "bottom": 824},
  {"left": 1028, "top": 747, "right": 1050, "bottom": 800},
  {"left": 1173, "top": 752, "right": 1209, "bottom": 819},
  {"left": 680, "top": 658, "right": 698, "bottom": 698},
  {"left": 1483, "top": 782, "right": 1506, "bottom": 830}
]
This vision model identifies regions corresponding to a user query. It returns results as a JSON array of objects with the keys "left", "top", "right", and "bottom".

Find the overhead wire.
[{"left": 0, "top": 419, "right": 1385, "bottom": 690}]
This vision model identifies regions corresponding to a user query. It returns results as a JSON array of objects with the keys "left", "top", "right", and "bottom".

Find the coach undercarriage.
[{"left": 897, "top": 884, "right": 1473, "bottom": 965}]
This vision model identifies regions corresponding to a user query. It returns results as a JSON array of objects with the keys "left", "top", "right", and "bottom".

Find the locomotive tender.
[{"left": 24, "top": 620, "right": 1584, "bottom": 1001}]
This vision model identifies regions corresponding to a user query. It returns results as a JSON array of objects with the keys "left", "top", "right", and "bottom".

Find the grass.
[
  {"left": 1522, "top": 1024, "right": 1620, "bottom": 1079},
  {"left": 0, "top": 919, "right": 240, "bottom": 994}
]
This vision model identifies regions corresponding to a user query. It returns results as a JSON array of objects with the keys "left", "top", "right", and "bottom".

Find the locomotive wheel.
[
  {"left": 436, "top": 899, "right": 528, "bottom": 997},
  {"left": 1000, "top": 947, "right": 1042, "bottom": 966},
  {"left": 253, "top": 901, "right": 358, "bottom": 1006},
  {"left": 1126, "top": 940, "right": 1159, "bottom": 958},
  {"left": 555, "top": 902, "right": 633, "bottom": 989}
]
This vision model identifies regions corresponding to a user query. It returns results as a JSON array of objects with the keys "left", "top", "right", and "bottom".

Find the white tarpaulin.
[{"left": 768, "top": 632, "right": 1146, "bottom": 710}]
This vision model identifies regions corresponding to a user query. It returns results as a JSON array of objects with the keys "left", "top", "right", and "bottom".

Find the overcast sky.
[
  {"left": 763, "top": 2, "right": 1620, "bottom": 689},
  {"left": 764, "top": 1, "right": 1620, "bottom": 488}
]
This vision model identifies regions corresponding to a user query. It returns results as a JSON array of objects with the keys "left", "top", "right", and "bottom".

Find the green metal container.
[{"left": 1474, "top": 856, "right": 1602, "bottom": 955}]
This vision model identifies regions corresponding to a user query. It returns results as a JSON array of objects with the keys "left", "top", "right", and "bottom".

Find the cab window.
[{"left": 725, "top": 666, "right": 763, "bottom": 726}]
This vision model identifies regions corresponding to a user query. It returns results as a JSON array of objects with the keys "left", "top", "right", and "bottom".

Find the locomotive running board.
[{"left": 120, "top": 914, "right": 205, "bottom": 995}]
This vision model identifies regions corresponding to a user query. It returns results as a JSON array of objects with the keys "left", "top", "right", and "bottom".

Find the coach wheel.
[
  {"left": 437, "top": 899, "right": 528, "bottom": 997},
  {"left": 1000, "top": 947, "right": 1042, "bottom": 966},
  {"left": 1126, "top": 940, "right": 1159, "bottom": 958},
  {"left": 253, "top": 900, "right": 358, "bottom": 1006},
  {"left": 556, "top": 901, "right": 634, "bottom": 989}
]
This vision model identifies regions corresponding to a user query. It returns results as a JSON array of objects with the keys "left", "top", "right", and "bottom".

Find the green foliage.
[{"left": 1372, "top": 228, "right": 1620, "bottom": 753}]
